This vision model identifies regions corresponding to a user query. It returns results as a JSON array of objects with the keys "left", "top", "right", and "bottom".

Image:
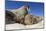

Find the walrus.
[
  {"left": 11, "top": 5, "right": 30, "bottom": 24},
  {"left": 24, "top": 14, "right": 40, "bottom": 25},
  {"left": 24, "top": 14, "right": 33, "bottom": 25},
  {"left": 5, "top": 10, "right": 16, "bottom": 24}
]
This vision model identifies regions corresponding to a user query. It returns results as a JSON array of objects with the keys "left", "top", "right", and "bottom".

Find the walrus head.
[{"left": 23, "top": 5, "right": 30, "bottom": 11}]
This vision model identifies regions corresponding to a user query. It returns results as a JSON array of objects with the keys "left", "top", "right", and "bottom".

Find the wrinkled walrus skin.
[
  {"left": 24, "top": 14, "right": 33, "bottom": 25},
  {"left": 24, "top": 14, "right": 42, "bottom": 25}
]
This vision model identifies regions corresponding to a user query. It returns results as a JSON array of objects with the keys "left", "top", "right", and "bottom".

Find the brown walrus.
[
  {"left": 11, "top": 5, "right": 30, "bottom": 24},
  {"left": 5, "top": 10, "right": 16, "bottom": 24},
  {"left": 24, "top": 14, "right": 41, "bottom": 25},
  {"left": 24, "top": 14, "right": 33, "bottom": 25}
]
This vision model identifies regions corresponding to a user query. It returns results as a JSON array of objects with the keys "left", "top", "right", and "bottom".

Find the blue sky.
[{"left": 5, "top": 1, "right": 44, "bottom": 16}]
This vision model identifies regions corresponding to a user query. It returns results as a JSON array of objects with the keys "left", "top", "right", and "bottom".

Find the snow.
[{"left": 6, "top": 20, "right": 44, "bottom": 30}]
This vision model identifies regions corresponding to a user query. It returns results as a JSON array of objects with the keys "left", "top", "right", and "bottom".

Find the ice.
[{"left": 6, "top": 20, "right": 44, "bottom": 30}]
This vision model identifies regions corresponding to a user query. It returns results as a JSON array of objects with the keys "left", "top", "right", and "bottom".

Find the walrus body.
[
  {"left": 5, "top": 10, "right": 42, "bottom": 25},
  {"left": 11, "top": 5, "right": 29, "bottom": 24},
  {"left": 5, "top": 10, "right": 16, "bottom": 24},
  {"left": 24, "top": 14, "right": 41, "bottom": 25},
  {"left": 24, "top": 14, "right": 33, "bottom": 25}
]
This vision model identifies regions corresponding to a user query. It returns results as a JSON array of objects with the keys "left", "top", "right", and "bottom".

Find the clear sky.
[{"left": 5, "top": 1, "right": 44, "bottom": 16}]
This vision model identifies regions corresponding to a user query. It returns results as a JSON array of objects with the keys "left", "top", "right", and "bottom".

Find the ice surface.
[{"left": 6, "top": 20, "right": 44, "bottom": 30}]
